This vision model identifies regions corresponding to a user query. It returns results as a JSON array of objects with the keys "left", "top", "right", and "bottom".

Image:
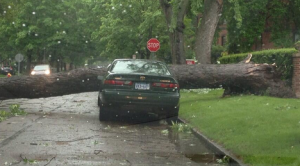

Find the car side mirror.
[{"left": 97, "top": 76, "right": 104, "bottom": 80}]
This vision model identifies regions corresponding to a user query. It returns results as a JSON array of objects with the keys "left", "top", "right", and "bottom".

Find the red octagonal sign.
[{"left": 147, "top": 38, "right": 160, "bottom": 52}]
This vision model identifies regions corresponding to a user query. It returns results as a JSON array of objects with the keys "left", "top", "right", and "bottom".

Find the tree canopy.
[
  {"left": 0, "top": 0, "right": 299, "bottom": 68},
  {"left": 225, "top": 0, "right": 300, "bottom": 53}
]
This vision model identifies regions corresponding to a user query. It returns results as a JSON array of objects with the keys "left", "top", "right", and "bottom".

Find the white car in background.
[{"left": 31, "top": 64, "right": 51, "bottom": 75}]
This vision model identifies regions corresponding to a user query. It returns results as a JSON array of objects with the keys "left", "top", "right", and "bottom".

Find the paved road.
[{"left": 0, "top": 92, "right": 224, "bottom": 166}]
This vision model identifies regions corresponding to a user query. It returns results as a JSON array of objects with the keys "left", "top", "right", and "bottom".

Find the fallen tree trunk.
[
  {"left": 169, "top": 63, "right": 294, "bottom": 97},
  {"left": 0, "top": 64, "right": 295, "bottom": 100}
]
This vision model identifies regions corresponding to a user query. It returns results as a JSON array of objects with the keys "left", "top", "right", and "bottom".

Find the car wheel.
[
  {"left": 97, "top": 96, "right": 101, "bottom": 106},
  {"left": 99, "top": 104, "right": 110, "bottom": 121}
]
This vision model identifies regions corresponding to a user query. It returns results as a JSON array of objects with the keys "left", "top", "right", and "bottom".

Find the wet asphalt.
[{"left": 0, "top": 92, "right": 225, "bottom": 166}]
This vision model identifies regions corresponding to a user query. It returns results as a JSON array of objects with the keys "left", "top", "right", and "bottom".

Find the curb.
[{"left": 177, "top": 117, "right": 248, "bottom": 166}]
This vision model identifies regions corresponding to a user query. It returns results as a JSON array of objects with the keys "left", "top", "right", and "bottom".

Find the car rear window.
[{"left": 111, "top": 60, "right": 171, "bottom": 75}]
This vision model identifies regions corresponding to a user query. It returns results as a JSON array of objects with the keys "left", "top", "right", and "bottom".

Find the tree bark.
[
  {"left": 0, "top": 63, "right": 295, "bottom": 100},
  {"left": 195, "top": 0, "right": 223, "bottom": 64},
  {"left": 160, "top": 0, "right": 189, "bottom": 64},
  {"left": 0, "top": 68, "right": 107, "bottom": 100}
]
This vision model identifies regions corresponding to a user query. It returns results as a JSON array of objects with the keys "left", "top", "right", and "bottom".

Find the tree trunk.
[
  {"left": 0, "top": 63, "right": 295, "bottom": 100},
  {"left": 37, "top": 48, "right": 42, "bottom": 63},
  {"left": 0, "top": 68, "right": 107, "bottom": 100},
  {"left": 160, "top": 0, "right": 189, "bottom": 64},
  {"left": 195, "top": 0, "right": 223, "bottom": 64},
  {"left": 174, "top": 0, "right": 189, "bottom": 64},
  {"left": 26, "top": 51, "right": 32, "bottom": 74},
  {"left": 56, "top": 61, "right": 60, "bottom": 72},
  {"left": 70, "top": 63, "right": 74, "bottom": 70}
]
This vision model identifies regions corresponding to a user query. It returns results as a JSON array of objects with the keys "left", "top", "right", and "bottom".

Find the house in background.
[{"left": 215, "top": 5, "right": 299, "bottom": 52}]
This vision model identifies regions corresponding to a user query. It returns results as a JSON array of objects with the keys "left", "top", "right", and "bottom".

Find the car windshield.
[
  {"left": 110, "top": 60, "right": 171, "bottom": 75},
  {"left": 33, "top": 65, "right": 49, "bottom": 70}
]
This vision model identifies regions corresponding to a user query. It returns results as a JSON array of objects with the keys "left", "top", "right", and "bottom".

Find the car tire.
[
  {"left": 99, "top": 104, "right": 109, "bottom": 121},
  {"left": 97, "top": 96, "right": 101, "bottom": 107}
]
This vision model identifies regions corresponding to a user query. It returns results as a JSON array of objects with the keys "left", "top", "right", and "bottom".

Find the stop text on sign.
[
  {"left": 147, "top": 38, "right": 160, "bottom": 52},
  {"left": 147, "top": 43, "right": 159, "bottom": 48}
]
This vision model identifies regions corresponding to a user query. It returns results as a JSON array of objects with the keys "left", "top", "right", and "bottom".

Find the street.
[{"left": 0, "top": 92, "right": 225, "bottom": 166}]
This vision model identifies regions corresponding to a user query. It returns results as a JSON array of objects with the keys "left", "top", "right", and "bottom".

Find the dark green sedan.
[{"left": 98, "top": 59, "right": 180, "bottom": 121}]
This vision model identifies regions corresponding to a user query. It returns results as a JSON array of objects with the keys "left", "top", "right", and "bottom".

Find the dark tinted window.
[{"left": 110, "top": 60, "right": 171, "bottom": 76}]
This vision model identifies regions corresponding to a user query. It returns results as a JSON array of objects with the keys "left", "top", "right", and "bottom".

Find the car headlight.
[
  {"left": 45, "top": 70, "right": 50, "bottom": 75},
  {"left": 31, "top": 71, "right": 36, "bottom": 75}
]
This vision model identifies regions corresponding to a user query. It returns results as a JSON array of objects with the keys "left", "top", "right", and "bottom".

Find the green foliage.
[
  {"left": 190, "top": 0, "right": 203, "bottom": 16},
  {"left": 1, "top": 0, "right": 299, "bottom": 66},
  {"left": 190, "top": 0, "right": 204, "bottom": 16},
  {"left": 23, "top": 158, "right": 37, "bottom": 164},
  {"left": 211, "top": 45, "right": 225, "bottom": 64},
  {"left": 216, "top": 156, "right": 230, "bottom": 164},
  {"left": 183, "top": 17, "right": 196, "bottom": 60},
  {"left": 268, "top": 0, "right": 300, "bottom": 48},
  {"left": 93, "top": 0, "right": 170, "bottom": 61},
  {"left": 0, "top": 104, "right": 27, "bottom": 122},
  {"left": 0, "top": 0, "right": 102, "bottom": 67},
  {"left": 295, "top": 41, "right": 300, "bottom": 50},
  {"left": 218, "top": 48, "right": 297, "bottom": 80},
  {"left": 224, "top": 0, "right": 300, "bottom": 53},
  {"left": 226, "top": 0, "right": 242, "bottom": 28},
  {"left": 161, "top": 129, "right": 169, "bottom": 135},
  {"left": 224, "top": 0, "right": 268, "bottom": 53},
  {"left": 171, "top": 121, "right": 191, "bottom": 133},
  {"left": 9, "top": 104, "right": 27, "bottom": 116},
  {"left": 185, "top": 49, "right": 195, "bottom": 59},
  {"left": 170, "top": 0, "right": 181, "bottom": 32},
  {"left": 0, "top": 110, "right": 10, "bottom": 122}
]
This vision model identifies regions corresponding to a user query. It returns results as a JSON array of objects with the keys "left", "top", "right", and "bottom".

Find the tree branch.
[
  {"left": 216, "top": 0, "right": 223, "bottom": 6},
  {"left": 159, "top": 0, "right": 172, "bottom": 26},
  {"left": 238, "top": 53, "right": 253, "bottom": 64}
]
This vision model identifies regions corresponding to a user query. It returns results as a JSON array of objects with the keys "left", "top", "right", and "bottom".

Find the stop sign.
[{"left": 147, "top": 38, "right": 160, "bottom": 52}]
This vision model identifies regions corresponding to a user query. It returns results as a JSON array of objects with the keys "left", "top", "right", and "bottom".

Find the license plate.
[{"left": 135, "top": 83, "right": 150, "bottom": 90}]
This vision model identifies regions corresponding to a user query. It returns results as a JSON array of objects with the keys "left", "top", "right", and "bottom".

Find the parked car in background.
[
  {"left": 97, "top": 59, "right": 180, "bottom": 121},
  {"left": 0, "top": 66, "right": 14, "bottom": 75},
  {"left": 31, "top": 64, "right": 51, "bottom": 75}
]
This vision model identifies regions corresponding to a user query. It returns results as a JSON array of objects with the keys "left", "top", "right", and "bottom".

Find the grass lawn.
[
  {"left": 0, "top": 74, "right": 6, "bottom": 78},
  {"left": 179, "top": 89, "right": 300, "bottom": 166}
]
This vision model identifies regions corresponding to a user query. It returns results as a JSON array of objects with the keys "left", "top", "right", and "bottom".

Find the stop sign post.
[{"left": 15, "top": 53, "right": 24, "bottom": 76}]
